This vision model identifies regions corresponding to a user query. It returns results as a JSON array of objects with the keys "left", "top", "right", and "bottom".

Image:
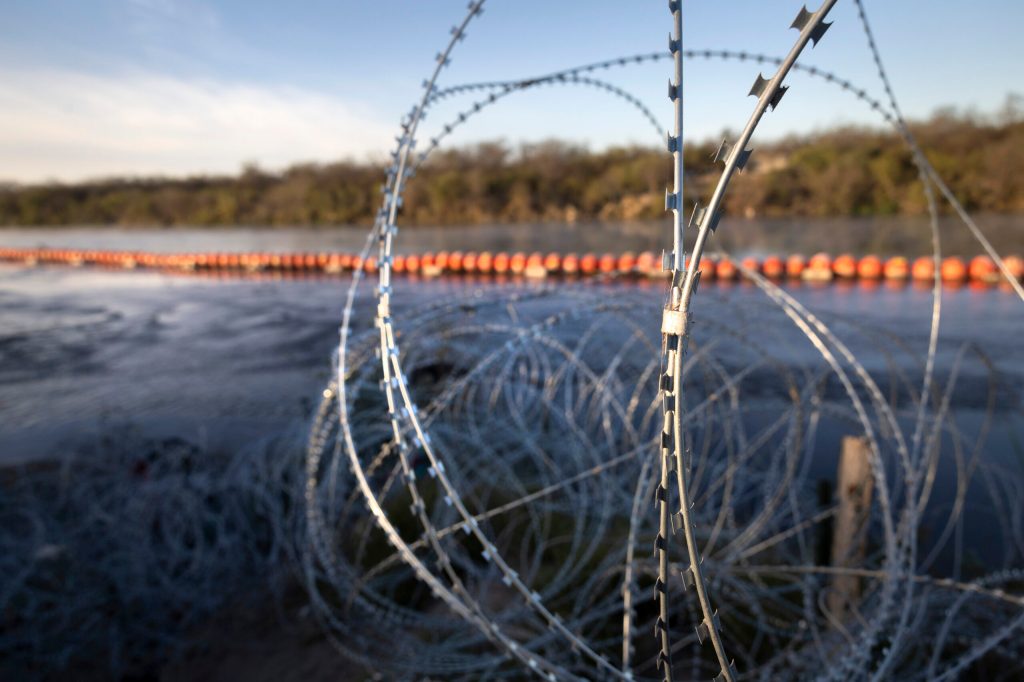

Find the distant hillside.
[{"left": 2, "top": 105, "right": 1022, "bottom": 227}]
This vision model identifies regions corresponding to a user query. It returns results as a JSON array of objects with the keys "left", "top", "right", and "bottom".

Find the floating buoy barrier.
[{"left": 1, "top": 247, "right": 1021, "bottom": 288}]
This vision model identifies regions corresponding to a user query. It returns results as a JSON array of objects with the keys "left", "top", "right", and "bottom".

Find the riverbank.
[{"left": 2, "top": 109, "right": 1022, "bottom": 226}]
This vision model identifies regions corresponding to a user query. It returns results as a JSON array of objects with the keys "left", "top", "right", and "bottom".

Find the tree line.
[{"left": 2, "top": 105, "right": 1022, "bottom": 227}]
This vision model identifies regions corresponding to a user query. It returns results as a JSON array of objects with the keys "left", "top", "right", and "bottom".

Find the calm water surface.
[
  {"left": 1, "top": 234, "right": 1022, "bottom": 572},
  {"left": 1, "top": 259, "right": 1020, "bottom": 466}
]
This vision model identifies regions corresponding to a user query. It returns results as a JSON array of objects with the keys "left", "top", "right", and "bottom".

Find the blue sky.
[{"left": 1, "top": 0, "right": 1021, "bottom": 182}]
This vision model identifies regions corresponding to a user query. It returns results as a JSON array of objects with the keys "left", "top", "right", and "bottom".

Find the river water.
[
  {"left": 1, "top": 252, "right": 1020, "bottom": 464},
  {"left": 1, "top": 226, "right": 1022, "bottom": 566}
]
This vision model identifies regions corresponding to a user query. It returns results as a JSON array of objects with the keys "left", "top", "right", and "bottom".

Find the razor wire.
[
  {"left": 303, "top": 0, "right": 1024, "bottom": 679},
  {"left": 302, "top": 1, "right": 1023, "bottom": 679},
  {"left": 653, "top": 4, "right": 840, "bottom": 681}
]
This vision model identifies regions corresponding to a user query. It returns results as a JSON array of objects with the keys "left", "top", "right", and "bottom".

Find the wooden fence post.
[{"left": 829, "top": 435, "right": 873, "bottom": 617}]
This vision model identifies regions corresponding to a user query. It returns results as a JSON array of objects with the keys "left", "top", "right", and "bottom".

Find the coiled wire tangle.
[{"left": 303, "top": 1, "right": 1024, "bottom": 680}]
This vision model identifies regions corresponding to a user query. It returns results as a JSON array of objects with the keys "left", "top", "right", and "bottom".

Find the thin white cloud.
[{"left": 0, "top": 68, "right": 394, "bottom": 183}]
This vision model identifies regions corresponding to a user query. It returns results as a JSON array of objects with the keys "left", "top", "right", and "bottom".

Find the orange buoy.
[
  {"left": 508, "top": 252, "right": 527, "bottom": 275},
  {"left": 636, "top": 251, "right": 658, "bottom": 276},
  {"left": 616, "top": 251, "right": 636, "bottom": 274},
  {"left": 883, "top": 256, "right": 909, "bottom": 280},
  {"left": 448, "top": 251, "right": 464, "bottom": 272},
  {"left": 494, "top": 252, "right": 511, "bottom": 274},
  {"left": 716, "top": 257, "right": 737, "bottom": 281},
  {"left": 786, "top": 254, "right": 806, "bottom": 278},
  {"left": 421, "top": 252, "right": 441, "bottom": 277},
  {"left": 405, "top": 254, "right": 421, "bottom": 273},
  {"left": 543, "top": 252, "right": 561, "bottom": 272},
  {"left": 911, "top": 256, "right": 935, "bottom": 281},
  {"left": 598, "top": 253, "right": 617, "bottom": 274},
  {"left": 833, "top": 253, "right": 857, "bottom": 279},
  {"left": 462, "top": 252, "right": 478, "bottom": 273},
  {"left": 762, "top": 255, "right": 784, "bottom": 278},
  {"left": 940, "top": 256, "right": 967, "bottom": 282},
  {"left": 476, "top": 251, "right": 493, "bottom": 274},
  {"left": 523, "top": 252, "right": 546, "bottom": 278},
  {"left": 324, "top": 253, "right": 343, "bottom": 273},
  {"left": 857, "top": 255, "right": 883, "bottom": 280},
  {"left": 580, "top": 253, "right": 598, "bottom": 275},
  {"left": 391, "top": 254, "right": 406, "bottom": 273},
  {"left": 804, "top": 253, "right": 834, "bottom": 281},
  {"left": 808, "top": 253, "right": 831, "bottom": 270},
  {"left": 434, "top": 251, "right": 450, "bottom": 272},
  {"left": 363, "top": 256, "right": 378, "bottom": 273},
  {"left": 562, "top": 253, "right": 580, "bottom": 275},
  {"left": 968, "top": 255, "right": 998, "bottom": 284},
  {"left": 695, "top": 256, "right": 714, "bottom": 280},
  {"left": 1001, "top": 255, "right": 1024, "bottom": 281}
]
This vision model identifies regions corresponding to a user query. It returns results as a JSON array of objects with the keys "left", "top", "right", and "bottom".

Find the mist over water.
[{"left": 1, "top": 215, "right": 1020, "bottom": 257}]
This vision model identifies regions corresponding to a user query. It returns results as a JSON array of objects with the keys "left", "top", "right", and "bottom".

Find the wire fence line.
[{"left": 3, "top": 1, "right": 1024, "bottom": 680}]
